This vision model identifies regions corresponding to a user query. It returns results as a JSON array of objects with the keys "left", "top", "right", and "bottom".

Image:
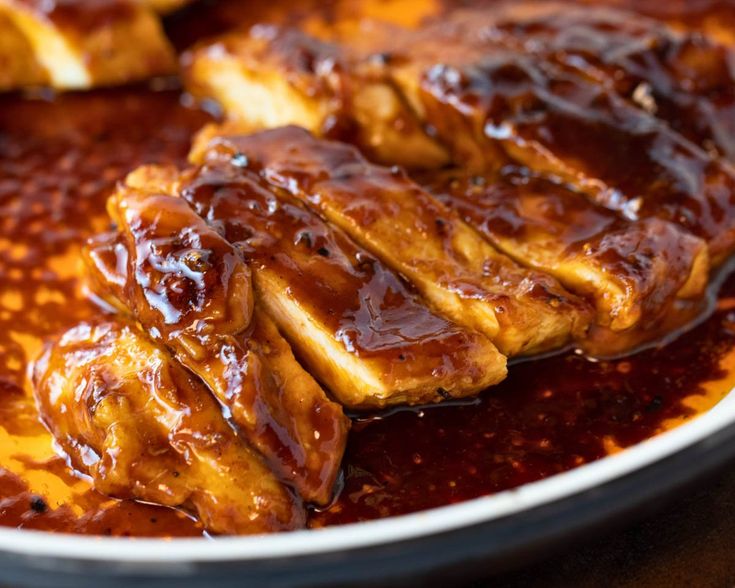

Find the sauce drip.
[{"left": 0, "top": 0, "right": 734, "bottom": 537}]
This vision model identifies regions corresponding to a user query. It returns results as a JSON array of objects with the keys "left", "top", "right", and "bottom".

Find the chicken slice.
[
  {"left": 439, "top": 3, "right": 735, "bottom": 162},
  {"left": 192, "top": 125, "right": 591, "bottom": 356},
  {"left": 0, "top": 0, "right": 176, "bottom": 90},
  {"left": 182, "top": 25, "right": 449, "bottom": 169},
  {"left": 183, "top": 25, "right": 718, "bottom": 352},
  {"left": 185, "top": 23, "right": 735, "bottom": 263},
  {"left": 105, "top": 179, "right": 254, "bottom": 354},
  {"left": 32, "top": 320, "right": 305, "bottom": 535},
  {"left": 358, "top": 23, "right": 735, "bottom": 264},
  {"left": 422, "top": 168, "right": 709, "bottom": 354},
  {"left": 170, "top": 158, "right": 506, "bottom": 407},
  {"left": 86, "top": 183, "right": 349, "bottom": 505}
]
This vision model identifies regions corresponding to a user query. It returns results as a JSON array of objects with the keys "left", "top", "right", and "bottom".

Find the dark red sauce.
[
  {"left": 0, "top": 0, "right": 734, "bottom": 537},
  {"left": 315, "top": 286, "right": 735, "bottom": 525}
]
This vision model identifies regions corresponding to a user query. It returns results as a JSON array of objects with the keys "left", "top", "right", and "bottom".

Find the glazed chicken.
[
  {"left": 0, "top": 0, "right": 176, "bottom": 90},
  {"left": 447, "top": 3, "right": 735, "bottom": 162},
  {"left": 191, "top": 124, "right": 590, "bottom": 356},
  {"left": 84, "top": 179, "right": 349, "bottom": 506},
  {"left": 422, "top": 169, "right": 709, "bottom": 354},
  {"left": 184, "top": 18, "right": 735, "bottom": 262},
  {"left": 32, "top": 320, "right": 305, "bottom": 535},
  {"left": 96, "top": 162, "right": 506, "bottom": 407},
  {"left": 182, "top": 11, "right": 735, "bottom": 354},
  {"left": 182, "top": 26, "right": 450, "bottom": 169},
  {"left": 27, "top": 0, "right": 735, "bottom": 537},
  {"left": 347, "top": 18, "right": 735, "bottom": 264},
  {"left": 192, "top": 125, "right": 709, "bottom": 355}
]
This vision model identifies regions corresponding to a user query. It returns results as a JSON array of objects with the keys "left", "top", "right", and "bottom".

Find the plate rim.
[{"left": 1, "top": 388, "right": 733, "bottom": 563}]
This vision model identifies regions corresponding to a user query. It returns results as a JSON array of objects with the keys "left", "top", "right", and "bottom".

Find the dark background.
[{"left": 473, "top": 463, "right": 735, "bottom": 587}]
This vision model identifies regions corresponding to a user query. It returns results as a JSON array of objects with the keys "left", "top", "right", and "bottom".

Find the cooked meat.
[
  {"left": 0, "top": 9, "right": 46, "bottom": 90},
  {"left": 357, "top": 22, "right": 735, "bottom": 264},
  {"left": 182, "top": 25, "right": 450, "bottom": 169},
  {"left": 172, "top": 157, "right": 505, "bottom": 407},
  {"left": 104, "top": 178, "right": 254, "bottom": 352},
  {"left": 423, "top": 168, "right": 709, "bottom": 353},
  {"left": 192, "top": 124, "right": 591, "bottom": 356},
  {"left": 0, "top": 0, "right": 176, "bottom": 90},
  {"left": 185, "top": 21, "right": 735, "bottom": 264},
  {"left": 32, "top": 319, "right": 305, "bottom": 535},
  {"left": 445, "top": 3, "right": 735, "bottom": 162},
  {"left": 182, "top": 21, "right": 721, "bottom": 352},
  {"left": 85, "top": 183, "right": 349, "bottom": 505}
]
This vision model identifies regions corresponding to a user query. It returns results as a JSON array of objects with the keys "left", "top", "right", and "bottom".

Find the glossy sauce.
[
  {"left": 180, "top": 154, "right": 503, "bottom": 407},
  {"left": 453, "top": 5, "right": 735, "bottom": 161},
  {"left": 211, "top": 127, "right": 590, "bottom": 357},
  {"left": 344, "top": 11, "right": 735, "bottom": 260},
  {"left": 421, "top": 168, "right": 708, "bottom": 340},
  {"left": 315, "top": 285, "right": 735, "bottom": 525},
  {"left": 88, "top": 191, "right": 350, "bottom": 507},
  {"left": 417, "top": 49, "right": 735, "bottom": 259},
  {"left": 183, "top": 162, "right": 467, "bottom": 359},
  {"left": 0, "top": 0, "right": 734, "bottom": 536}
]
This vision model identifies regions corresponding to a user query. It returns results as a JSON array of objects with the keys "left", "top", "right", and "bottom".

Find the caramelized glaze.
[
  {"left": 199, "top": 126, "right": 590, "bottom": 356},
  {"left": 183, "top": 163, "right": 443, "bottom": 357},
  {"left": 32, "top": 319, "right": 305, "bottom": 534},
  {"left": 414, "top": 48, "right": 735, "bottom": 261},
  {"left": 0, "top": 0, "right": 734, "bottom": 537},
  {"left": 86, "top": 187, "right": 349, "bottom": 506},
  {"left": 280, "top": 13, "right": 735, "bottom": 262},
  {"left": 180, "top": 154, "right": 505, "bottom": 406},
  {"left": 445, "top": 3, "right": 735, "bottom": 161},
  {"left": 422, "top": 168, "right": 708, "bottom": 351}
]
